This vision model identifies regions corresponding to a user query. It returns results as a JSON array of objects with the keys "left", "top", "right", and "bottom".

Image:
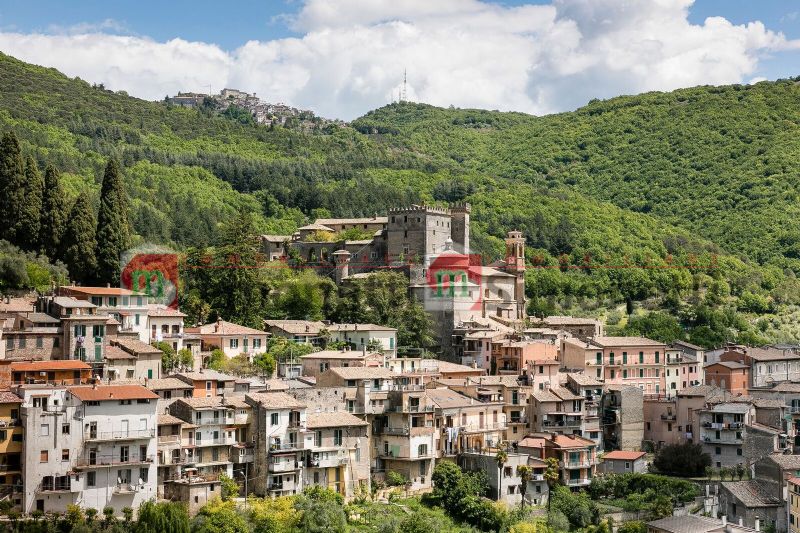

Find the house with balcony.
[
  {"left": 169, "top": 397, "right": 237, "bottom": 479},
  {"left": 461, "top": 450, "right": 546, "bottom": 505},
  {"left": 156, "top": 413, "right": 188, "bottom": 497},
  {"left": 750, "top": 382, "right": 800, "bottom": 453},
  {"left": 517, "top": 433, "right": 598, "bottom": 490},
  {"left": 6, "top": 360, "right": 92, "bottom": 387},
  {"left": 665, "top": 347, "right": 703, "bottom": 395},
  {"left": 327, "top": 323, "right": 398, "bottom": 357},
  {"left": 187, "top": 318, "right": 268, "bottom": 360},
  {"left": 58, "top": 286, "right": 150, "bottom": 342},
  {"left": 720, "top": 346, "right": 800, "bottom": 388},
  {"left": 175, "top": 370, "right": 238, "bottom": 398},
  {"left": 0, "top": 390, "right": 23, "bottom": 508},
  {"left": 428, "top": 386, "right": 506, "bottom": 456},
  {"left": 316, "top": 366, "right": 395, "bottom": 390},
  {"left": 304, "top": 411, "right": 369, "bottom": 497},
  {"left": 247, "top": 392, "right": 308, "bottom": 497},
  {"left": 492, "top": 339, "right": 557, "bottom": 376},
  {"left": 530, "top": 386, "right": 585, "bottom": 440},
  {"left": 300, "top": 349, "right": 384, "bottom": 381},
  {"left": 455, "top": 328, "right": 508, "bottom": 370},
  {"left": 565, "top": 373, "right": 604, "bottom": 447},
  {"left": 147, "top": 305, "right": 189, "bottom": 352},
  {"left": 38, "top": 296, "right": 112, "bottom": 365},
  {"left": 372, "top": 383, "right": 437, "bottom": 491},
  {"left": 601, "top": 385, "right": 644, "bottom": 451},
  {"left": 226, "top": 396, "right": 254, "bottom": 485},
  {"left": 699, "top": 402, "right": 752, "bottom": 468}
]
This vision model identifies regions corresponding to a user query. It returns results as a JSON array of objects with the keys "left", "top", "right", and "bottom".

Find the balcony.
[
  {"left": 113, "top": 483, "right": 138, "bottom": 494},
  {"left": 564, "top": 478, "right": 591, "bottom": 486},
  {"left": 194, "top": 417, "right": 232, "bottom": 427},
  {"left": 461, "top": 422, "right": 507, "bottom": 433},
  {"left": 530, "top": 474, "right": 544, "bottom": 481},
  {"left": 267, "top": 483, "right": 284, "bottom": 492},
  {"left": 194, "top": 437, "right": 233, "bottom": 447},
  {"left": 381, "top": 426, "right": 410, "bottom": 436},
  {"left": 661, "top": 413, "right": 676, "bottom": 421},
  {"left": 543, "top": 419, "right": 582, "bottom": 428},
  {"left": 268, "top": 459, "right": 301, "bottom": 473},
  {"left": 288, "top": 420, "right": 305, "bottom": 430},
  {"left": 85, "top": 429, "right": 155, "bottom": 442},
  {"left": 158, "top": 435, "right": 181, "bottom": 446},
  {"left": 559, "top": 460, "right": 592, "bottom": 469},
  {"left": 702, "top": 436, "right": 742, "bottom": 445},
  {"left": 75, "top": 455, "right": 154, "bottom": 468},
  {"left": 231, "top": 449, "right": 254, "bottom": 464},
  {"left": 270, "top": 442, "right": 303, "bottom": 453},
  {"left": 38, "top": 480, "right": 76, "bottom": 493}
]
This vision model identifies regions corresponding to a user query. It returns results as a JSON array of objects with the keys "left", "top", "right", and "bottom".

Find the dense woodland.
[{"left": 1, "top": 52, "right": 800, "bottom": 347}]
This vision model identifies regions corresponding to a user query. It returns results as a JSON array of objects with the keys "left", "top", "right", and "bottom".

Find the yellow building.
[
  {"left": 0, "top": 390, "right": 23, "bottom": 507},
  {"left": 789, "top": 477, "right": 800, "bottom": 533}
]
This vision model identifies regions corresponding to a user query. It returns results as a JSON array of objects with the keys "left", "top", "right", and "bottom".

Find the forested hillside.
[{"left": 2, "top": 51, "right": 800, "bottom": 346}]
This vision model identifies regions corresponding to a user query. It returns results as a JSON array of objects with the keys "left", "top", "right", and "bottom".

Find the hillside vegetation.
[{"left": 1, "top": 52, "right": 799, "bottom": 346}]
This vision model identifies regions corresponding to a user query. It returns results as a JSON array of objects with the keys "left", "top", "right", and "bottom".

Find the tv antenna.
[{"left": 400, "top": 69, "right": 407, "bottom": 102}]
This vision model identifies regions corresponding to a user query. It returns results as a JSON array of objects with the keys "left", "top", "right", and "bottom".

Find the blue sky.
[{"left": 0, "top": 0, "right": 797, "bottom": 119}]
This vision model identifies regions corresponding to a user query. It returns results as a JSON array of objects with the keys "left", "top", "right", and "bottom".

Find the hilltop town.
[{"left": 0, "top": 201, "right": 797, "bottom": 532}]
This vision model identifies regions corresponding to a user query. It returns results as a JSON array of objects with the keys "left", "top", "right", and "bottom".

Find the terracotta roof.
[
  {"left": 767, "top": 453, "right": 800, "bottom": 470},
  {"left": 112, "top": 338, "right": 162, "bottom": 355},
  {"left": 146, "top": 378, "right": 193, "bottom": 390},
  {"left": 147, "top": 305, "right": 187, "bottom": 318},
  {"left": 592, "top": 336, "right": 665, "bottom": 347},
  {"left": 751, "top": 398, "right": 785, "bottom": 409},
  {"left": 603, "top": 450, "right": 646, "bottom": 461},
  {"left": 51, "top": 296, "right": 95, "bottom": 308},
  {"left": 425, "top": 387, "right": 476, "bottom": 409},
  {"left": 158, "top": 413, "right": 184, "bottom": 425},
  {"left": 769, "top": 382, "right": 800, "bottom": 393},
  {"left": 328, "top": 323, "right": 397, "bottom": 332},
  {"left": 300, "top": 350, "right": 380, "bottom": 360},
  {"left": 264, "top": 320, "right": 326, "bottom": 335},
  {"left": 306, "top": 411, "right": 367, "bottom": 428},
  {"left": 0, "top": 390, "right": 21, "bottom": 404},
  {"left": 297, "top": 223, "right": 335, "bottom": 232},
  {"left": 705, "top": 361, "right": 748, "bottom": 370},
  {"left": 435, "top": 360, "right": 485, "bottom": 375},
  {"left": 261, "top": 234, "right": 291, "bottom": 243},
  {"left": 742, "top": 346, "right": 800, "bottom": 361},
  {"left": 104, "top": 345, "right": 136, "bottom": 360},
  {"left": 315, "top": 217, "right": 387, "bottom": 226},
  {"left": 68, "top": 384, "right": 158, "bottom": 401},
  {"left": 175, "top": 397, "right": 232, "bottom": 409},
  {"left": 517, "top": 436, "right": 547, "bottom": 449},
  {"left": 246, "top": 392, "right": 306, "bottom": 410},
  {"left": 25, "top": 312, "right": 60, "bottom": 324},
  {"left": 10, "top": 360, "right": 91, "bottom": 371},
  {"left": 60, "top": 286, "right": 134, "bottom": 296},
  {"left": 721, "top": 480, "right": 782, "bottom": 507},
  {"left": 327, "top": 367, "right": 394, "bottom": 380},
  {"left": 541, "top": 316, "right": 601, "bottom": 326},
  {"left": 567, "top": 373, "right": 603, "bottom": 387},
  {"left": 195, "top": 320, "right": 266, "bottom": 336},
  {"left": 177, "top": 370, "right": 237, "bottom": 382},
  {"left": 0, "top": 297, "right": 35, "bottom": 313},
  {"left": 550, "top": 433, "right": 595, "bottom": 448},
  {"left": 646, "top": 515, "right": 731, "bottom": 533}
]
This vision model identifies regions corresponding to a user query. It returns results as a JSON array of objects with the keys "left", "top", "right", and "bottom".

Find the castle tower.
[
  {"left": 505, "top": 230, "right": 526, "bottom": 319},
  {"left": 451, "top": 203, "right": 471, "bottom": 255},
  {"left": 333, "top": 249, "right": 351, "bottom": 284}
]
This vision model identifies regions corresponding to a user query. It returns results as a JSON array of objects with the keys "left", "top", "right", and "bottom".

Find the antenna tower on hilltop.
[{"left": 400, "top": 68, "right": 407, "bottom": 102}]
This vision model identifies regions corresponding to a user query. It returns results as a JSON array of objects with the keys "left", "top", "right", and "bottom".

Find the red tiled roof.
[
  {"left": 61, "top": 286, "right": 134, "bottom": 296},
  {"left": 0, "top": 390, "right": 21, "bottom": 404},
  {"left": 10, "top": 360, "right": 91, "bottom": 372},
  {"left": 68, "top": 385, "right": 158, "bottom": 401},
  {"left": 603, "top": 450, "right": 646, "bottom": 461}
]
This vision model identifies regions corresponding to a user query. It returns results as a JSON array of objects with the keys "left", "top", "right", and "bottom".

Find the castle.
[{"left": 261, "top": 204, "right": 527, "bottom": 357}]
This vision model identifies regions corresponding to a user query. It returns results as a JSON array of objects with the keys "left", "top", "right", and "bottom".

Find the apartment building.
[
  {"left": 264, "top": 320, "right": 327, "bottom": 346},
  {"left": 187, "top": 318, "right": 268, "bottom": 359},
  {"left": 300, "top": 349, "right": 384, "bottom": 381},
  {"left": 39, "top": 296, "right": 112, "bottom": 365},
  {"left": 0, "top": 391, "right": 22, "bottom": 508},
  {"left": 373, "top": 384, "right": 437, "bottom": 491},
  {"left": 1, "top": 312, "right": 61, "bottom": 360},
  {"left": 58, "top": 286, "right": 149, "bottom": 342},
  {"left": 526, "top": 359, "right": 561, "bottom": 392},
  {"left": 147, "top": 305, "right": 189, "bottom": 352},
  {"left": 492, "top": 339, "right": 557, "bottom": 375},
  {"left": 561, "top": 336, "right": 667, "bottom": 395},
  {"left": 700, "top": 402, "right": 751, "bottom": 468},
  {"left": 247, "top": 392, "right": 308, "bottom": 497},
  {"left": 175, "top": 370, "right": 238, "bottom": 398},
  {"left": 461, "top": 450, "right": 536, "bottom": 505},
  {"left": 456, "top": 329, "right": 507, "bottom": 370},
  {"left": 169, "top": 398, "right": 236, "bottom": 479},
  {"left": 6, "top": 360, "right": 91, "bottom": 387},
  {"left": 428, "top": 386, "right": 506, "bottom": 456},
  {"left": 705, "top": 362, "right": 749, "bottom": 396},
  {"left": 305, "top": 411, "right": 369, "bottom": 496},
  {"left": 529, "top": 386, "right": 585, "bottom": 437},
  {"left": 327, "top": 323, "right": 398, "bottom": 356},
  {"left": 665, "top": 347, "right": 703, "bottom": 395},
  {"left": 156, "top": 413, "right": 186, "bottom": 497},
  {"left": 720, "top": 346, "right": 800, "bottom": 388},
  {"left": 20, "top": 384, "right": 159, "bottom": 515},
  {"left": 517, "top": 433, "right": 598, "bottom": 490},
  {"left": 601, "top": 386, "right": 644, "bottom": 451}
]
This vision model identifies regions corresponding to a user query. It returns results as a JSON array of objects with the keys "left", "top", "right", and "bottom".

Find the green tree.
[
  {"left": 207, "top": 348, "right": 226, "bottom": 371},
  {"left": 17, "top": 156, "right": 43, "bottom": 250},
  {"left": 253, "top": 351, "right": 276, "bottom": 376},
  {"left": 544, "top": 457, "right": 560, "bottom": 516},
  {"left": 653, "top": 443, "right": 711, "bottom": 477},
  {"left": 495, "top": 449, "right": 508, "bottom": 501},
  {"left": 618, "top": 521, "right": 647, "bottom": 533},
  {"left": 61, "top": 192, "right": 98, "bottom": 282},
  {"left": 135, "top": 501, "right": 190, "bottom": 533},
  {"left": 0, "top": 131, "right": 26, "bottom": 245},
  {"left": 517, "top": 464, "right": 533, "bottom": 508},
  {"left": 95, "top": 159, "right": 130, "bottom": 284},
  {"left": 192, "top": 499, "right": 249, "bottom": 533},
  {"left": 623, "top": 312, "right": 683, "bottom": 344},
  {"left": 220, "top": 473, "right": 240, "bottom": 501},
  {"left": 154, "top": 341, "right": 177, "bottom": 372},
  {"left": 294, "top": 487, "right": 346, "bottom": 533},
  {"left": 178, "top": 348, "right": 194, "bottom": 370},
  {"left": 40, "top": 165, "right": 67, "bottom": 259}
]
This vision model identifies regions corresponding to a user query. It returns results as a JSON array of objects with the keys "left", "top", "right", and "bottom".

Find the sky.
[{"left": 0, "top": 0, "right": 798, "bottom": 120}]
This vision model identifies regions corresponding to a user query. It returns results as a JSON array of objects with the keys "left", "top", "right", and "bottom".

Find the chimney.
[
  {"left": 721, "top": 516, "right": 727, "bottom": 527},
  {"left": 754, "top": 517, "right": 760, "bottom": 532},
  {"left": 215, "top": 317, "right": 222, "bottom": 333},
  {"left": 738, "top": 518, "right": 743, "bottom": 526},
  {"left": 362, "top": 346, "right": 366, "bottom": 356},
  {"left": 106, "top": 282, "right": 111, "bottom": 288}
]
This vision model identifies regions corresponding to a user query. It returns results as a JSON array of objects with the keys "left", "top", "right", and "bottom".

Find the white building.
[
  {"left": 186, "top": 319, "right": 268, "bottom": 360},
  {"left": 327, "top": 324, "right": 398, "bottom": 357},
  {"left": 59, "top": 287, "right": 150, "bottom": 342},
  {"left": 20, "top": 384, "right": 159, "bottom": 515},
  {"left": 147, "top": 305, "right": 188, "bottom": 352}
]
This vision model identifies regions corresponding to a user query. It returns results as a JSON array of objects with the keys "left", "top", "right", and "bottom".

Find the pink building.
[
  {"left": 561, "top": 336, "right": 667, "bottom": 395},
  {"left": 493, "top": 339, "right": 558, "bottom": 375}
]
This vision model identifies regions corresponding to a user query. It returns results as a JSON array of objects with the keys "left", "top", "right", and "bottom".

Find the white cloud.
[{"left": 0, "top": 0, "right": 797, "bottom": 119}]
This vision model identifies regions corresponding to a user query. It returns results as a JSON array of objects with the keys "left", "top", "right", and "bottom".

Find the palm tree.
[
  {"left": 495, "top": 449, "right": 508, "bottom": 500},
  {"left": 544, "top": 457, "right": 560, "bottom": 520},
  {"left": 516, "top": 464, "right": 533, "bottom": 508}
]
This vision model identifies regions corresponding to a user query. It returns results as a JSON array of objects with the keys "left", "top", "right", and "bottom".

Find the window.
[
  {"left": 639, "top": 352, "right": 644, "bottom": 363},
  {"left": 230, "top": 339, "right": 239, "bottom": 349},
  {"left": 596, "top": 352, "right": 601, "bottom": 365},
  {"left": 334, "top": 429, "right": 342, "bottom": 446},
  {"left": 0, "top": 430, "right": 6, "bottom": 442},
  {"left": 40, "top": 450, "right": 48, "bottom": 462},
  {"left": 271, "top": 413, "right": 279, "bottom": 426},
  {"left": 623, "top": 370, "right": 628, "bottom": 379},
  {"left": 108, "top": 296, "right": 117, "bottom": 307},
  {"left": 36, "top": 337, "right": 43, "bottom": 348},
  {"left": 122, "top": 296, "right": 129, "bottom": 306},
  {"left": 737, "top": 448, "right": 742, "bottom": 456},
  {"left": 622, "top": 352, "right": 627, "bottom": 364},
  {"left": 18, "top": 337, "right": 25, "bottom": 348},
  {"left": 418, "top": 444, "right": 428, "bottom": 456},
  {"left": 40, "top": 424, "right": 49, "bottom": 436},
  {"left": 120, "top": 400, "right": 132, "bottom": 406},
  {"left": 655, "top": 351, "right": 660, "bottom": 363},
  {"left": 62, "top": 449, "right": 69, "bottom": 461},
  {"left": 5, "top": 338, "right": 12, "bottom": 350},
  {"left": 92, "top": 325, "right": 105, "bottom": 337},
  {"left": 135, "top": 314, "right": 140, "bottom": 325},
  {"left": 315, "top": 431, "right": 322, "bottom": 447},
  {"left": 140, "top": 467, "right": 149, "bottom": 482},
  {"left": 639, "top": 369, "right": 644, "bottom": 378},
  {"left": 715, "top": 447, "right": 721, "bottom": 455},
  {"left": 253, "top": 339, "right": 261, "bottom": 349},
  {"left": 74, "top": 325, "right": 86, "bottom": 337},
  {"left": 87, "top": 471, "right": 96, "bottom": 487}
]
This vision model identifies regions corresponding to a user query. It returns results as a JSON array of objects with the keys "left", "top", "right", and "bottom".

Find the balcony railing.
[
  {"left": 38, "top": 481, "right": 75, "bottom": 493},
  {"left": 85, "top": 429, "right": 155, "bottom": 441},
  {"left": 75, "top": 455, "right": 154, "bottom": 468},
  {"left": 113, "top": 483, "right": 138, "bottom": 494},
  {"left": 270, "top": 442, "right": 302, "bottom": 452},
  {"left": 158, "top": 435, "right": 181, "bottom": 445},
  {"left": 381, "top": 427, "right": 410, "bottom": 436},
  {"left": 661, "top": 414, "right": 676, "bottom": 421},
  {"left": 564, "top": 478, "right": 591, "bottom": 486},
  {"left": 543, "top": 419, "right": 582, "bottom": 428},
  {"left": 194, "top": 437, "right": 233, "bottom": 446},
  {"left": 702, "top": 436, "right": 742, "bottom": 445},
  {"left": 194, "top": 417, "right": 232, "bottom": 426}
]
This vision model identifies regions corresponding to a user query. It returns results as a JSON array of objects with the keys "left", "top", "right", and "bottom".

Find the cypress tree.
[
  {"left": 18, "top": 156, "right": 43, "bottom": 250},
  {"left": 40, "top": 165, "right": 67, "bottom": 260},
  {"left": 0, "top": 131, "right": 27, "bottom": 244},
  {"left": 62, "top": 192, "right": 97, "bottom": 283},
  {"left": 95, "top": 159, "right": 130, "bottom": 284}
]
